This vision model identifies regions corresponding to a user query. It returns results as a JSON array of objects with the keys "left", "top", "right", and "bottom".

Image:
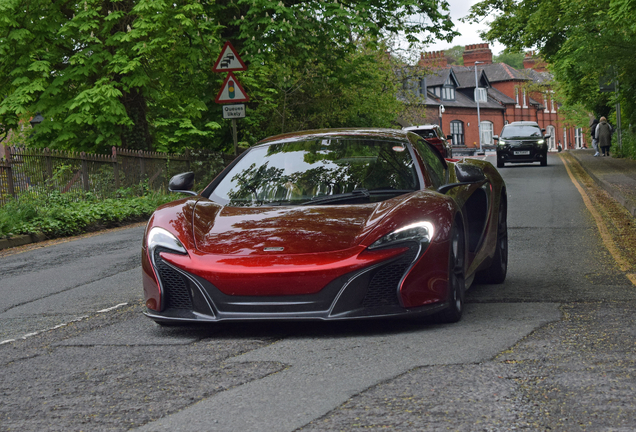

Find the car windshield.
[
  {"left": 500, "top": 125, "right": 542, "bottom": 138},
  {"left": 209, "top": 138, "right": 420, "bottom": 207}
]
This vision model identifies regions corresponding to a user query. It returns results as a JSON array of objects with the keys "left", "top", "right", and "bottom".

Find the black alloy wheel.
[
  {"left": 541, "top": 152, "right": 548, "bottom": 166},
  {"left": 476, "top": 192, "right": 508, "bottom": 284},
  {"left": 435, "top": 223, "right": 466, "bottom": 323}
]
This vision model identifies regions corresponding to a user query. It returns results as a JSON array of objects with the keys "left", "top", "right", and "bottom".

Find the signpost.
[{"left": 213, "top": 42, "right": 248, "bottom": 155}]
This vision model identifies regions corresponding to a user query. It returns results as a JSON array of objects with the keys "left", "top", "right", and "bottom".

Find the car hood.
[{"left": 191, "top": 199, "right": 398, "bottom": 255}]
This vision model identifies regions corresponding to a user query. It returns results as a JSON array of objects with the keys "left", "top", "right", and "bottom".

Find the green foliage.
[
  {"left": 467, "top": 0, "right": 636, "bottom": 159},
  {"left": 612, "top": 129, "right": 636, "bottom": 160},
  {"left": 0, "top": 0, "right": 457, "bottom": 154},
  {"left": 0, "top": 190, "right": 174, "bottom": 238},
  {"left": 493, "top": 51, "right": 524, "bottom": 69},
  {"left": 444, "top": 46, "right": 465, "bottom": 66}
]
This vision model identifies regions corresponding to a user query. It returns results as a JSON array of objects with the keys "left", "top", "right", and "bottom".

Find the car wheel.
[
  {"left": 541, "top": 152, "right": 548, "bottom": 166},
  {"left": 475, "top": 192, "right": 508, "bottom": 284},
  {"left": 497, "top": 159, "right": 504, "bottom": 168},
  {"left": 434, "top": 223, "right": 466, "bottom": 323}
]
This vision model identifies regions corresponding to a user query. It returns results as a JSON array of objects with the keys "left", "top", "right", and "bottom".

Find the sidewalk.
[{"left": 567, "top": 149, "right": 636, "bottom": 218}]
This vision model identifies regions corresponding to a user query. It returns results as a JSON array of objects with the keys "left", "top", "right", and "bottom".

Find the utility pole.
[{"left": 474, "top": 61, "right": 484, "bottom": 153}]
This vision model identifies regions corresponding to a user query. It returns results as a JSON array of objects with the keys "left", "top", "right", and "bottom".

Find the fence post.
[
  {"left": 112, "top": 147, "right": 120, "bottom": 190},
  {"left": 185, "top": 148, "right": 191, "bottom": 171},
  {"left": 4, "top": 145, "right": 15, "bottom": 198},
  {"left": 138, "top": 150, "right": 145, "bottom": 180},
  {"left": 80, "top": 152, "right": 90, "bottom": 191},
  {"left": 44, "top": 148, "right": 53, "bottom": 181}
]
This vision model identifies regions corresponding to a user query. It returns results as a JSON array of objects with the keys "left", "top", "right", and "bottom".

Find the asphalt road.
[{"left": 1, "top": 152, "right": 635, "bottom": 431}]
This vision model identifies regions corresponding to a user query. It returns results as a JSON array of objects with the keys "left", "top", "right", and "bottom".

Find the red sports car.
[{"left": 142, "top": 128, "right": 507, "bottom": 325}]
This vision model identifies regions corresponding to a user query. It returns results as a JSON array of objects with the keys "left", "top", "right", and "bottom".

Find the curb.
[
  {"left": 0, "top": 233, "right": 49, "bottom": 251},
  {"left": 569, "top": 153, "right": 636, "bottom": 218}
]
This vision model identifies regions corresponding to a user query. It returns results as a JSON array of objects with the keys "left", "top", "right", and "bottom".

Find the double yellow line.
[{"left": 560, "top": 153, "right": 636, "bottom": 286}]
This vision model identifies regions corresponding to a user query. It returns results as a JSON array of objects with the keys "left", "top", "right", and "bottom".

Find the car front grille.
[
  {"left": 154, "top": 248, "right": 193, "bottom": 310},
  {"left": 362, "top": 247, "right": 419, "bottom": 308}
]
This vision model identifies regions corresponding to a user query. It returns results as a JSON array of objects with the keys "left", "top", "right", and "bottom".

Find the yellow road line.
[{"left": 560, "top": 154, "right": 636, "bottom": 286}]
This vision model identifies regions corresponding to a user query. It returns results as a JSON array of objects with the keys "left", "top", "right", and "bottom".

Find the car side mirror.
[
  {"left": 437, "top": 164, "right": 486, "bottom": 194},
  {"left": 541, "top": 128, "right": 546, "bottom": 133},
  {"left": 493, "top": 135, "right": 499, "bottom": 140},
  {"left": 168, "top": 172, "right": 197, "bottom": 196},
  {"left": 544, "top": 134, "right": 551, "bottom": 139}
]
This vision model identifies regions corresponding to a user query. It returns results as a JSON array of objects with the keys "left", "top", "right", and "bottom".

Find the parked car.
[
  {"left": 142, "top": 128, "right": 507, "bottom": 326},
  {"left": 403, "top": 124, "right": 453, "bottom": 158},
  {"left": 494, "top": 121, "right": 550, "bottom": 168}
]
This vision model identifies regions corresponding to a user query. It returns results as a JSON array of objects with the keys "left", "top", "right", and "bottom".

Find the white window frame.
[
  {"left": 543, "top": 93, "right": 549, "bottom": 113},
  {"left": 546, "top": 125, "right": 556, "bottom": 149},
  {"left": 450, "top": 120, "right": 464, "bottom": 146},
  {"left": 522, "top": 89, "right": 528, "bottom": 108},
  {"left": 550, "top": 91, "right": 556, "bottom": 113},
  {"left": 575, "top": 128, "right": 583, "bottom": 148},
  {"left": 480, "top": 121, "right": 494, "bottom": 145},
  {"left": 515, "top": 87, "right": 521, "bottom": 108}
]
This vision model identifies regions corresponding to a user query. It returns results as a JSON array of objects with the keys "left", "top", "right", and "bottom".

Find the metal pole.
[
  {"left": 232, "top": 119, "right": 238, "bottom": 156},
  {"left": 474, "top": 62, "right": 483, "bottom": 153}
]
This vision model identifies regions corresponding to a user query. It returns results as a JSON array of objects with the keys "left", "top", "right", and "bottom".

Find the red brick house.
[{"left": 399, "top": 44, "right": 586, "bottom": 152}]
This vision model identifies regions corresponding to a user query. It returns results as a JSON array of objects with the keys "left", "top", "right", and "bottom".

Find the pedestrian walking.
[
  {"left": 589, "top": 117, "right": 600, "bottom": 156},
  {"left": 595, "top": 116, "right": 613, "bottom": 157}
]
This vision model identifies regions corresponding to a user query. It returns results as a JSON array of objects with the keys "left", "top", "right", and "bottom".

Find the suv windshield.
[
  {"left": 210, "top": 138, "right": 419, "bottom": 207},
  {"left": 410, "top": 129, "right": 437, "bottom": 139},
  {"left": 500, "top": 125, "right": 543, "bottom": 139}
]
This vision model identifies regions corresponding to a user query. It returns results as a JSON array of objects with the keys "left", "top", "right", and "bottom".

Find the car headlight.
[
  {"left": 369, "top": 222, "right": 435, "bottom": 250},
  {"left": 498, "top": 140, "right": 506, "bottom": 146},
  {"left": 537, "top": 139, "right": 545, "bottom": 144},
  {"left": 146, "top": 227, "right": 187, "bottom": 255}
]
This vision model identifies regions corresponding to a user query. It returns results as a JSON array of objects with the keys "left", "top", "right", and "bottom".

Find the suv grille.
[{"left": 362, "top": 247, "right": 418, "bottom": 308}]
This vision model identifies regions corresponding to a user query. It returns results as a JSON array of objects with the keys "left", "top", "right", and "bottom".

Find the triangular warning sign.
[
  {"left": 212, "top": 41, "right": 247, "bottom": 72},
  {"left": 215, "top": 72, "right": 249, "bottom": 104}
]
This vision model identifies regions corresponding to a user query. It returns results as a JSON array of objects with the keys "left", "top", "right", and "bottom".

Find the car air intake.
[
  {"left": 154, "top": 249, "right": 193, "bottom": 310},
  {"left": 362, "top": 247, "right": 418, "bottom": 308}
]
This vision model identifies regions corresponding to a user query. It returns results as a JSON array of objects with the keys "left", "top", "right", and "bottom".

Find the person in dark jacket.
[
  {"left": 595, "top": 116, "right": 613, "bottom": 156},
  {"left": 589, "top": 117, "right": 600, "bottom": 156}
]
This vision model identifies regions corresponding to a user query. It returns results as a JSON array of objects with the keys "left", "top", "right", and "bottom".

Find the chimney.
[
  {"left": 523, "top": 51, "right": 547, "bottom": 72},
  {"left": 463, "top": 43, "right": 493, "bottom": 67},
  {"left": 419, "top": 51, "right": 448, "bottom": 69}
]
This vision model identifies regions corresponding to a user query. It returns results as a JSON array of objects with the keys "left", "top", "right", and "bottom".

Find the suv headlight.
[
  {"left": 498, "top": 139, "right": 506, "bottom": 146},
  {"left": 369, "top": 222, "right": 435, "bottom": 250},
  {"left": 537, "top": 139, "right": 545, "bottom": 145}
]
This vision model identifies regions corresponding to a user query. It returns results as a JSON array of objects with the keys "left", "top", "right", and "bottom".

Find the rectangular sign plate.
[
  {"left": 514, "top": 151, "right": 530, "bottom": 155},
  {"left": 222, "top": 104, "right": 246, "bottom": 119}
]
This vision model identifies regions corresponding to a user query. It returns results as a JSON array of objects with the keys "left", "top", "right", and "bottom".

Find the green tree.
[
  {"left": 466, "top": 0, "right": 636, "bottom": 134},
  {"left": 493, "top": 51, "right": 524, "bottom": 69},
  {"left": 0, "top": 0, "right": 457, "bottom": 153},
  {"left": 444, "top": 45, "right": 464, "bottom": 66}
]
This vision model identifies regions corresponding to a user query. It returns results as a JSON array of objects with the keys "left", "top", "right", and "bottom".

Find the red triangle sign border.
[
  {"left": 212, "top": 41, "right": 247, "bottom": 73},
  {"left": 215, "top": 72, "right": 250, "bottom": 104}
]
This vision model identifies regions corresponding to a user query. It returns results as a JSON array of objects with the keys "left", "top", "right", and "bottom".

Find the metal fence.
[{"left": 0, "top": 146, "right": 236, "bottom": 206}]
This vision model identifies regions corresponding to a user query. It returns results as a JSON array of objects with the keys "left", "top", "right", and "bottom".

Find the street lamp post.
[{"left": 474, "top": 61, "right": 484, "bottom": 153}]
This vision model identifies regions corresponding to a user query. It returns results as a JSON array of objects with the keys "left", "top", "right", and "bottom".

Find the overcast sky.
[{"left": 425, "top": 0, "right": 505, "bottom": 56}]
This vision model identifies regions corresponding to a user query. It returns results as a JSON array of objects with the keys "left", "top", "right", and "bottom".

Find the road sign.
[
  {"left": 212, "top": 41, "right": 247, "bottom": 72},
  {"left": 215, "top": 72, "right": 249, "bottom": 103},
  {"left": 222, "top": 104, "right": 246, "bottom": 119}
]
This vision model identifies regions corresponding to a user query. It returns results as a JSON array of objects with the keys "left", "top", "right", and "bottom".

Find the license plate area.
[{"left": 514, "top": 151, "right": 531, "bottom": 155}]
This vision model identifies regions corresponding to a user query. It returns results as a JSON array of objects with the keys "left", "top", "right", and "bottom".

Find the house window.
[
  {"left": 522, "top": 89, "right": 528, "bottom": 108},
  {"left": 550, "top": 92, "right": 556, "bottom": 113},
  {"left": 450, "top": 121, "right": 464, "bottom": 146},
  {"left": 442, "top": 87, "right": 455, "bottom": 100},
  {"left": 543, "top": 93, "right": 549, "bottom": 113},
  {"left": 480, "top": 121, "right": 494, "bottom": 145},
  {"left": 575, "top": 128, "right": 583, "bottom": 148},
  {"left": 546, "top": 125, "right": 556, "bottom": 149},
  {"left": 419, "top": 78, "right": 427, "bottom": 96},
  {"left": 515, "top": 87, "right": 520, "bottom": 108}
]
